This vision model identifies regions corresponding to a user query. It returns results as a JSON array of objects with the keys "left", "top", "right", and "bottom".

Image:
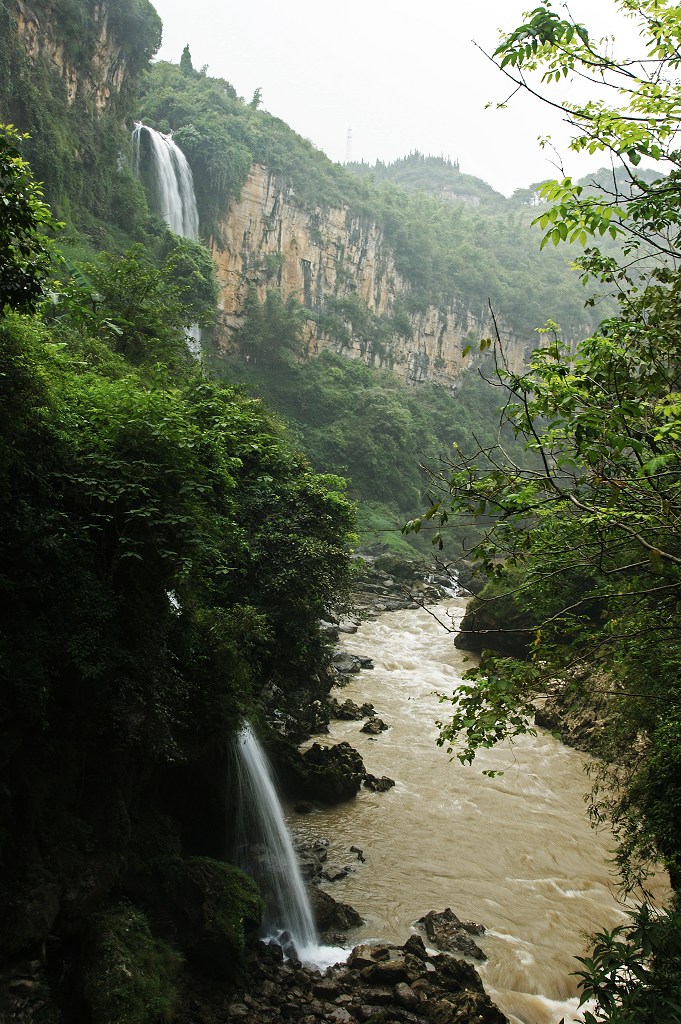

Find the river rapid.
[{"left": 289, "top": 599, "right": 632, "bottom": 1024}]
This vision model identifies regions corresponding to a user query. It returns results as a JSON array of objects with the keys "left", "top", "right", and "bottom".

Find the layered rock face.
[
  {"left": 211, "top": 164, "right": 530, "bottom": 386},
  {"left": 14, "top": 0, "right": 131, "bottom": 112}
]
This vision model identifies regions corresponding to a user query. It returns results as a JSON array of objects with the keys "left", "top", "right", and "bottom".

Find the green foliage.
[
  {"left": 346, "top": 152, "right": 504, "bottom": 205},
  {"left": 0, "top": 150, "right": 355, "bottom": 982},
  {"left": 158, "top": 233, "right": 219, "bottom": 324},
  {"left": 209, "top": 346, "right": 517, "bottom": 562},
  {"left": 180, "top": 45, "right": 194, "bottom": 77},
  {"left": 0, "top": 124, "right": 61, "bottom": 312},
  {"left": 437, "top": 658, "right": 538, "bottom": 775},
  {"left": 491, "top": 0, "right": 681, "bottom": 274},
  {"left": 83, "top": 904, "right": 182, "bottom": 1024},
  {"left": 216, "top": 350, "right": 409, "bottom": 510},
  {"left": 413, "top": 304, "right": 681, "bottom": 852},
  {"left": 0, "top": 309, "right": 355, "bottom": 750},
  {"left": 49, "top": 245, "right": 204, "bottom": 369},
  {"left": 416, "top": 6, "right": 681, "bottom": 1016},
  {"left": 575, "top": 902, "right": 681, "bottom": 1024},
  {"left": 235, "top": 286, "right": 306, "bottom": 366},
  {"left": 356, "top": 502, "right": 424, "bottom": 558}
]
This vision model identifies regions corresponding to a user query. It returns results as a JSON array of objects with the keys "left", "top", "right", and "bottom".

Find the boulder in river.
[
  {"left": 363, "top": 774, "right": 395, "bottom": 792},
  {"left": 301, "top": 742, "right": 366, "bottom": 803},
  {"left": 328, "top": 697, "right": 375, "bottom": 721},
  {"left": 307, "top": 887, "right": 363, "bottom": 941},
  {"left": 293, "top": 837, "right": 329, "bottom": 881},
  {"left": 332, "top": 652, "right": 374, "bottom": 675},
  {"left": 417, "top": 908, "right": 487, "bottom": 961},
  {"left": 361, "top": 716, "right": 389, "bottom": 735}
]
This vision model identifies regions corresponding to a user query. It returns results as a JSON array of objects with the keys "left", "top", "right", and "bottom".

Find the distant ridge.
[{"left": 346, "top": 152, "right": 505, "bottom": 207}]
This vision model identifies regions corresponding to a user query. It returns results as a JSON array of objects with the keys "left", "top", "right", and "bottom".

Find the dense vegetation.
[
  {"left": 4, "top": 0, "right": 681, "bottom": 1019},
  {"left": 346, "top": 152, "right": 507, "bottom": 206},
  {"left": 209, "top": 341, "right": 515, "bottom": 558},
  {"left": 405, "top": 3, "right": 681, "bottom": 1019},
  {"left": 137, "top": 58, "right": 606, "bottom": 339},
  {"left": 0, "top": 119, "right": 354, "bottom": 1017}
]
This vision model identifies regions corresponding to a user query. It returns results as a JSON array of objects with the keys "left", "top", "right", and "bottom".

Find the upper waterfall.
[
  {"left": 132, "top": 123, "right": 199, "bottom": 240},
  {"left": 132, "top": 123, "right": 202, "bottom": 355}
]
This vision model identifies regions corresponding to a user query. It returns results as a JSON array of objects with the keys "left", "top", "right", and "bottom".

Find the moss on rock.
[
  {"left": 180, "top": 858, "right": 263, "bottom": 977},
  {"left": 82, "top": 903, "right": 182, "bottom": 1024}
]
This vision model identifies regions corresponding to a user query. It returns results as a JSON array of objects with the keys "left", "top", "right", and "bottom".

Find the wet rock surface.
[
  {"left": 363, "top": 774, "right": 395, "bottom": 792},
  {"left": 333, "top": 652, "right": 375, "bottom": 675},
  {"left": 302, "top": 742, "right": 367, "bottom": 803},
  {"left": 360, "top": 716, "right": 389, "bottom": 735},
  {"left": 533, "top": 671, "right": 612, "bottom": 758},
  {"left": 308, "top": 888, "right": 364, "bottom": 942},
  {"left": 453, "top": 594, "right": 532, "bottom": 659},
  {"left": 201, "top": 936, "right": 508, "bottom": 1024},
  {"left": 416, "top": 910, "right": 487, "bottom": 962},
  {"left": 350, "top": 560, "right": 446, "bottom": 619},
  {"left": 328, "top": 698, "right": 376, "bottom": 721}
]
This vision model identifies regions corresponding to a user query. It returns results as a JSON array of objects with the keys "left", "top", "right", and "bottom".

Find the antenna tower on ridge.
[{"left": 345, "top": 127, "right": 353, "bottom": 165}]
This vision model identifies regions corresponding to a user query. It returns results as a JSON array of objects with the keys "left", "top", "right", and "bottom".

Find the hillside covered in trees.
[
  {"left": 137, "top": 58, "right": 607, "bottom": 342},
  {"left": 1, "top": 0, "right": 681, "bottom": 1020}
]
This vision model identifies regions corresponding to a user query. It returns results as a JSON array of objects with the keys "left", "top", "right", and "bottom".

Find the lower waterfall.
[{"left": 232, "top": 723, "right": 345, "bottom": 968}]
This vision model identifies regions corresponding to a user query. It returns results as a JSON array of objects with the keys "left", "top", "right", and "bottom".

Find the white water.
[
  {"left": 233, "top": 724, "right": 345, "bottom": 968},
  {"left": 131, "top": 123, "right": 202, "bottom": 356},
  {"left": 132, "top": 123, "right": 199, "bottom": 238},
  {"left": 288, "top": 601, "right": 668, "bottom": 1024}
]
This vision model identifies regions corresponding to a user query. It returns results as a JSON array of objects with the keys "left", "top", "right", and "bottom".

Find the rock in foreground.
[{"left": 212, "top": 933, "right": 508, "bottom": 1024}]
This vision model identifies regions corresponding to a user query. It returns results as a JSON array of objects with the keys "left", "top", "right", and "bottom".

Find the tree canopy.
[{"left": 0, "top": 124, "right": 60, "bottom": 311}]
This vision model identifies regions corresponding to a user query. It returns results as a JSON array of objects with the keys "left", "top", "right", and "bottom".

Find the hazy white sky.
[{"left": 149, "top": 0, "right": 642, "bottom": 196}]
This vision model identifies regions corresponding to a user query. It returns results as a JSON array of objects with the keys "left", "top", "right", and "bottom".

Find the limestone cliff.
[
  {"left": 211, "top": 164, "right": 530, "bottom": 386},
  {"left": 10, "top": 0, "right": 160, "bottom": 115},
  {"left": 14, "top": 0, "right": 130, "bottom": 112},
  {"left": 4, "top": 0, "right": 161, "bottom": 221}
]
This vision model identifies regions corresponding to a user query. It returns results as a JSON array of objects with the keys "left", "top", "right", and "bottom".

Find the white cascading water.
[
  {"left": 232, "top": 724, "right": 345, "bottom": 968},
  {"left": 131, "top": 123, "right": 202, "bottom": 355},
  {"left": 132, "top": 122, "right": 199, "bottom": 238}
]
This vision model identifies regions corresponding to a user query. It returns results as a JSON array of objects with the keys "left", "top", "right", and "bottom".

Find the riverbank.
[
  {"left": 287, "top": 600, "right": 628, "bottom": 1024},
  {"left": 214, "top": 935, "right": 506, "bottom": 1024}
]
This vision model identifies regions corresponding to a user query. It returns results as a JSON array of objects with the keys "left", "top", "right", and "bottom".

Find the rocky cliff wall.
[
  {"left": 211, "top": 164, "right": 530, "bottom": 386},
  {"left": 13, "top": 0, "right": 131, "bottom": 112}
]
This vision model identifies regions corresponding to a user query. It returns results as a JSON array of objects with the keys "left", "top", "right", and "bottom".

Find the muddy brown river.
[{"left": 287, "top": 599, "right": 645, "bottom": 1024}]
